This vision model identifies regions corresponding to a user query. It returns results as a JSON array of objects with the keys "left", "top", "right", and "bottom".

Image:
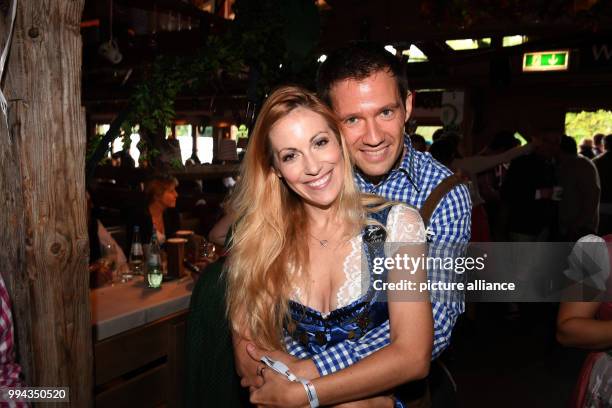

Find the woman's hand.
[{"left": 249, "top": 368, "right": 308, "bottom": 408}]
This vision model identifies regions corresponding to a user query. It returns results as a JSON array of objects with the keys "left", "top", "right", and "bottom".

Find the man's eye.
[
  {"left": 381, "top": 109, "right": 394, "bottom": 118},
  {"left": 344, "top": 117, "right": 358, "bottom": 126}
]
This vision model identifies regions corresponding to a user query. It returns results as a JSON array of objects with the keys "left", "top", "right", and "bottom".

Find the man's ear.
[{"left": 404, "top": 92, "right": 414, "bottom": 123}]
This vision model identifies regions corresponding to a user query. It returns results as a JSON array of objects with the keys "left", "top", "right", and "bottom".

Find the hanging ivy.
[{"left": 86, "top": 0, "right": 320, "bottom": 179}]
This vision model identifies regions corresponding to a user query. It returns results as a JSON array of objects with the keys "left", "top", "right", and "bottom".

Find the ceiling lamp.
[{"left": 98, "top": 0, "right": 123, "bottom": 64}]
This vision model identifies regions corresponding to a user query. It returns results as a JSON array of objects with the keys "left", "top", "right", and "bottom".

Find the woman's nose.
[{"left": 303, "top": 154, "right": 322, "bottom": 175}]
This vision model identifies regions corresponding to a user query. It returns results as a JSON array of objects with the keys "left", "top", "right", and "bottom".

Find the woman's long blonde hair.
[{"left": 226, "top": 85, "right": 384, "bottom": 350}]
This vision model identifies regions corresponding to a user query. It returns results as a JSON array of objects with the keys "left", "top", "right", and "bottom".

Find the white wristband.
[
  {"left": 299, "top": 379, "right": 319, "bottom": 408},
  {"left": 261, "top": 356, "right": 319, "bottom": 407},
  {"left": 260, "top": 356, "right": 299, "bottom": 382}
]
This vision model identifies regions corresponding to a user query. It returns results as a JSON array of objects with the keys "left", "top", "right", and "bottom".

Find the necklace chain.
[{"left": 309, "top": 233, "right": 329, "bottom": 248}]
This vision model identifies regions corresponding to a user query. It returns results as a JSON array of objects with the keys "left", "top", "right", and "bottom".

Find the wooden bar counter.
[{"left": 91, "top": 277, "right": 194, "bottom": 407}]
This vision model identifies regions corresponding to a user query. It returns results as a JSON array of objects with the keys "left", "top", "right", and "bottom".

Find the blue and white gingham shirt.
[{"left": 285, "top": 136, "right": 471, "bottom": 376}]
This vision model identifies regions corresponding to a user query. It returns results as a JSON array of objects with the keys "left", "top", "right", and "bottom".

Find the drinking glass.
[
  {"left": 101, "top": 244, "right": 120, "bottom": 284},
  {"left": 198, "top": 240, "right": 216, "bottom": 262}
]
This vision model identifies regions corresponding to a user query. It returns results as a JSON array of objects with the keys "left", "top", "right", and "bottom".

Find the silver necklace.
[{"left": 309, "top": 233, "right": 329, "bottom": 248}]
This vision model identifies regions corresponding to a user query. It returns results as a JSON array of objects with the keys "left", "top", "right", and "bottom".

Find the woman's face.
[
  {"left": 268, "top": 107, "right": 344, "bottom": 210},
  {"left": 158, "top": 185, "right": 178, "bottom": 209}
]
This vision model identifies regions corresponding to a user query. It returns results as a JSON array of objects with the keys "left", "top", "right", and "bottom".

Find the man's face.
[
  {"left": 329, "top": 70, "right": 412, "bottom": 181},
  {"left": 534, "top": 132, "right": 561, "bottom": 158}
]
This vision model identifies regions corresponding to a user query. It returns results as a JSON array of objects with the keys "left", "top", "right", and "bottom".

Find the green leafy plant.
[
  {"left": 565, "top": 110, "right": 612, "bottom": 145},
  {"left": 87, "top": 0, "right": 320, "bottom": 178}
]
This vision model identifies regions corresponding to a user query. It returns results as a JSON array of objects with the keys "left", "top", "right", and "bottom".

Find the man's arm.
[{"left": 428, "top": 182, "right": 471, "bottom": 358}]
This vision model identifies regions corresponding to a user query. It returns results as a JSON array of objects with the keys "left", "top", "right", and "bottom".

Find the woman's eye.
[
  {"left": 315, "top": 138, "right": 329, "bottom": 147},
  {"left": 282, "top": 153, "right": 296, "bottom": 162}
]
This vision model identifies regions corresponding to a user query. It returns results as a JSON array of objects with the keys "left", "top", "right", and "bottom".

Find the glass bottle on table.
[
  {"left": 147, "top": 231, "right": 163, "bottom": 289},
  {"left": 128, "top": 225, "right": 144, "bottom": 277}
]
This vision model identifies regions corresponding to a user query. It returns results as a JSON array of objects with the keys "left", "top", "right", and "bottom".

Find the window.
[
  {"left": 196, "top": 126, "right": 214, "bottom": 164},
  {"left": 415, "top": 126, "right": 443, "bottom": 143},
  {"left": 95, "top": 123, "right": 141, "bottom": 166},
  {"left": 565, "top": 110, "right": 612, "bottom": 146},
  {"left": 175, "top": 124, "right": 193, "bottom": 164}
]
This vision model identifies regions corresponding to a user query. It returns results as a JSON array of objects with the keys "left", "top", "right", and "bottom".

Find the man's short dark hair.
[
  {"left": 488, "top": 130, "right": 519, "bottom": 152},
  {"left": 316, "top": 42, "right": 409, "bottom": 107},
  {"left": 560, "top": 135, "right": 577, "bottom": 155},
  {"left": 594, "top": 133, "right": 604, "bottom": 145}
]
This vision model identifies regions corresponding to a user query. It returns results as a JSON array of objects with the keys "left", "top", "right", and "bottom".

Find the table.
[{"left": 91, "top": 277, "right": 194, "bottom": 407}]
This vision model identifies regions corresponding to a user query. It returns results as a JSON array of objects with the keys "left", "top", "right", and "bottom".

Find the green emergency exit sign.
[{"left": 523, "top": 51, "right": 569, "bottom": 72}]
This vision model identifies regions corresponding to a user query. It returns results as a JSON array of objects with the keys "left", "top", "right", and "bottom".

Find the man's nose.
[{"left": 363, "top": 119, "right": 385, "bottom": 146}]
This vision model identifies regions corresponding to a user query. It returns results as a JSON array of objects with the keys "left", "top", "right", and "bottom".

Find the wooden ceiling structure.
[{"left": 81, "top": 0, "right": 612, "bottom": 118}]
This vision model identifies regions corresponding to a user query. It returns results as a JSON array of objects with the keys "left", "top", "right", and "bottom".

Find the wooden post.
[{"left": 0, "top": 1, "right": 92, "bottom": 406}]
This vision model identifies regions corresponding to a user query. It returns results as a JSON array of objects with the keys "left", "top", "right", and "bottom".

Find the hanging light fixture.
[{"left": 98, "top": 0, "right": 123, "bottom": 64}]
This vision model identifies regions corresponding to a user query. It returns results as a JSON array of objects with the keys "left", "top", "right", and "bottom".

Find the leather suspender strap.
[{"left": 419, "top": 171, "right": 467, "bottom": 227}]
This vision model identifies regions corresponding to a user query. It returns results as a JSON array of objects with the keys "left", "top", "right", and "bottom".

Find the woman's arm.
[
  {"left": 250, "top": 240, "right": 433, "bottom": 407},
  {"left": 557, "top": 302, "right": 612, "bottom": 349}
]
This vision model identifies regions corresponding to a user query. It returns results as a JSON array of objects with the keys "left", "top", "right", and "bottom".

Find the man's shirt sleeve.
[{"left": 428, "top": 182, "right": 471, "bottom": 359}]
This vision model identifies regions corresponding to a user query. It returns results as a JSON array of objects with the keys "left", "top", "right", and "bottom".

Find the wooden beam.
[{"left": 0, "top": 1, "right": 93, "bottom": 405}]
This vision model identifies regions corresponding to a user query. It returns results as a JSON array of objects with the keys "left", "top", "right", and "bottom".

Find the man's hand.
[
  {"left": 233, "top": 336, "right": 265, "bottom": 388},
  {"left": 245, "top": 343, "right": 320, "bottom": 381}
]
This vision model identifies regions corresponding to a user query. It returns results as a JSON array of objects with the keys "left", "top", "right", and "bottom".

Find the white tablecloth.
[{"left": 91, "top": 276, "right": 194, "bottom": 341}]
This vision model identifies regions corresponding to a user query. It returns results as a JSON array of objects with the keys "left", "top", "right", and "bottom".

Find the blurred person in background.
[
  {"left": 477, "top": 131, "right": 521, "bottom": 241},
  {"left": 430, "top": 132, "right": 533, "bottom": 242},
  {"left": 593, "top": 133, "right": 605, "bottom": 157},
  {"left": 410, "top": 133, "right": 428, "bottom": 152},
  {"left": 556, "top": 136, "right": 600, "bottom": 241},
  {"left": 579, "top": 138, "right": 595, "bottom": 159},
  {"left": 127, "top": 174, "right": 180, "bottom": 249},
  {"left": 557, "top": 234, "right": 612, "bottom": 408},
  {"left": 501, "top": 130, "right": 561, "bottom": 242},
  {"left": 594, "top": 135, "right": 612, "bottom": 235}
]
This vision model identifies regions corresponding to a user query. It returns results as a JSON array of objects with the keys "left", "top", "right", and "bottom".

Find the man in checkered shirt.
[{"left": 237, "top": 42, "right": 471, "bottom": 402}]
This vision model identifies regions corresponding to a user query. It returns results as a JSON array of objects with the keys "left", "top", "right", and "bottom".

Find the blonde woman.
[{"left": 226, "top": 86, "right": 432, "bottom": 408}]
